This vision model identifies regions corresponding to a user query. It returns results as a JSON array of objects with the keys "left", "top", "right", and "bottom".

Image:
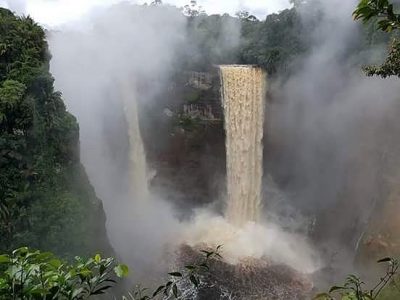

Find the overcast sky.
[{"left": 0, "top": 0, "right": 291, "bottom": 27}]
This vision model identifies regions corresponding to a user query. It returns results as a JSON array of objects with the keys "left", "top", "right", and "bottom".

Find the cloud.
[{"left": 0, "top": 0, "right": 291, "bottom": 26}]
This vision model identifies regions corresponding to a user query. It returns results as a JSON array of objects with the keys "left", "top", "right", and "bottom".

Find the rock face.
[
  {"left": 354, "top": 99, "right": 400, "bottom": 269},
  {"left": 141, "top": 69, "right": 226, "bottom": 213},
  {"left": 177, "top": 245, "right": 313, "bottom": 300}
]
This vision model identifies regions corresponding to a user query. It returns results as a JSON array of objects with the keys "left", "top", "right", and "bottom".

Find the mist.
[
  {"left": 46, "top": 0, "right": 400, "bottom": 292},
  {"left": 48, "top": 1, "right": 249, "bottom": 281},
  {"left": 267, "top": 0, "right": 400, "bottom": 274},
  {"left": 49, "top": 3, "right": 188, "bottom": 279}
]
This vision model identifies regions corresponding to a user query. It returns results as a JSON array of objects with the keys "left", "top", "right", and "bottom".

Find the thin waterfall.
[
  {"left": 220, "top": 65, "right": 266, "bottom": 226},
  {"left": 121, "top": 80, "right": 149, "bottom": 201}
]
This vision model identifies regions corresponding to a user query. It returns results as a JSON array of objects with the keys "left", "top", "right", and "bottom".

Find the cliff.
[{"left": 0, "top": 8, "right": 112, "bottom": 257}]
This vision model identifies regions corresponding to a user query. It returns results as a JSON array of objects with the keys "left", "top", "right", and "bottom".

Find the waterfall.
[
  {"left": 121, "top": 80, "right": 149, "bottom": 201},
  {"left": 220, "top": 65, "right": 266, "bottom": 226}
]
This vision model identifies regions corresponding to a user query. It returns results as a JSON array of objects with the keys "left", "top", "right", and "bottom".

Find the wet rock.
[{"left": 177, "top": 245, "right": 313, "bottom": 300}]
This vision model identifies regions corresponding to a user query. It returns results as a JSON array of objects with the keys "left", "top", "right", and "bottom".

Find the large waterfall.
[
  {"left": 220, "top": 65, "right": 266, "bottom": 226},
  {"left": 121, "top": 80, "right": 149, "bottom": 201}
]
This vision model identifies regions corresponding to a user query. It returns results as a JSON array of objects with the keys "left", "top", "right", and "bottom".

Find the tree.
[
  {"left": 239, "top": 8, "right": 307, "bottom": 74},
  {"left": 150, "top": 0, "right": 162, "bottom": 6},
  {"left": 0, "top": 8, "right": 111, "bottom": 257},
  {"left": 235, "top": 10, "right": 258, "bottom": 22},
  {"left": 182, "top": 0, "right": 205, "bottom": 17},
  {"left": 353, "top": 0, "right": 400, "bottom": 77}
]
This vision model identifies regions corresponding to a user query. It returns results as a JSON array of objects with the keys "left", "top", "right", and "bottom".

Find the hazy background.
[
  {"left": 267, "top": 0, "right": 400, "bottom": 277},
  {"left": 0, "top": 0, "right": 291, "bottom": 26}
]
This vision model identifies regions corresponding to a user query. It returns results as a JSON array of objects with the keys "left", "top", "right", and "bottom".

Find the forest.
[{"left": 1, "top": 0, "right": 400, "bottom": 299}]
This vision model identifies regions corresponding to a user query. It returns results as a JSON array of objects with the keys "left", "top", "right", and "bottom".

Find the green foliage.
[
  {"left": 353, "top": 0, "right": 400, "bottom": 32},
  {"left": 182, "top": 0, "right": 205, "bottom": 17},
  {"left": 239, "top": 8, "right": 307, "bottom": 74},
  {"left": 0, "top": 246, "right": 219, "bottom": 300},
  {"left": 181, "top": 4, "right": 308, "bottom": 75},
  {"left": 0, "top": 8, "right": 47, "bottom": 84},
  {"left": 0, "top": 8, "right": 109, "bottom": 257},
  {"left": 354, "top": 0, "right": 400, "bottom": 77},
  {"left": 0, "top": 80, "right": 30, "bottom": 132},
  {"left": 0, "top": 247, "right": 128, "bottom": 299},
  {"left": 363, "top": 39, "right": 400, "bottom": 77},
  {"left": 235, "top": 11, "right": 258, "bottom": 22},
  {"left": 176, "top": 114, "right": 200, "bottom": 132},
  {"left": 315, "top": 258, "right": 400, "bottom": 300},
  {"left": 182, "top": 14, "right": 241, "bottom": 70}
]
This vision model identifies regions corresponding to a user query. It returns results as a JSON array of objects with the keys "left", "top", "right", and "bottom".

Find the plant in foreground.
[
  {"left": 0, "top": 245, "right": 221, "bottom": 300},
  {"left": 122, "top": 245, "right": 222, "bottom": 300},
  {"left": 315, "top": 257, "right": 399, "bottom": 300},
  {"left": 0, "top": 247, "right": 128, "bottom": 299}
]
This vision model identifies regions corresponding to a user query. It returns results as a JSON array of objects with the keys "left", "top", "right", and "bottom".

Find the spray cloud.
[
  {"left": 49, "top": 3, "right": 187, "bottom": 279},
  {"left": 268, "top": 0, "right": 400, "bottom": 273}
]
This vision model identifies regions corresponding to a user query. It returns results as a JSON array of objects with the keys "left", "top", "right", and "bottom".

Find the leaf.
[
  {"left": 152, "top": 285, "right": 165, "bottom": 297},
  {"left": 114, "top": 264, "right": 129, "bottom": 278},
  {"left": 377, "top": 257, "right": 392, "bottom": 263},
  {"left": 329, "top": 286, "right": 345, "bottom": 293},
  {"left": 346, "top": 274, "right": 360, "bottom": 284},
  {"left": 168, "top": 272, "right": 183, "bottom": 277},
  {"left": 71, "top": 287, "right": 84, "bottom": 298},
  {"left": 99, "top": 264, "right": 106, "bottom": 276},
  {"left": 199, "top": 263, "right": 209, "bottom": 271},
  {"left": 189, "top": 275, "right": 199, "bottom": 287},
  {"left": 94, "top": 254, "right": 101, "bottom": 263},
  {"left": 91, "top": 285, "right": 113, "bottom": 295},
  {"left": 13, "top": 247, "right": 28, "bottom": 257},
  {"left": 36, "top": 252, "right": 53, "bottom": 261},
  {"left": 49, "top": 259, "right": 62, "bottom": 268},
  {"left": 200, "top": 250, "right": 212, "bottom": 257},
  {"left": 79, "top": 268, "right": 92, "bottom": 278},
  {"left": 172, "top": 283, "right": 178, "bottom": 298},
  {"left": 185, "top": 265, "right": 196, "bottom": 270},
  {"left": 0, "top": 255, "right": 10, "bottom": 264}
]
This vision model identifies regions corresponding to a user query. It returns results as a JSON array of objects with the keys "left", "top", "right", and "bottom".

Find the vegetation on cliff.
[
  {"left": 180, "top": 4, "right": 307, "bottom": 74},
  {"left": 0, "top": 8, "right": 110, "bottom": 258}
]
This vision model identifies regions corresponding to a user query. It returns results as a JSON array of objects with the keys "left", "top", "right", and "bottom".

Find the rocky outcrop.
[
  {"left": 141, "top": 69, "right": 226, "bottom": 213},
  {"left": 177, "top": 245, "right": 313, "bottom": 300}
]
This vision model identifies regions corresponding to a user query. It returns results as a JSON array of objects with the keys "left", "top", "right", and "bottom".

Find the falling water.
[
  {"left": 121, "top": 80, "right": 149, "bottom": 200},
  {"left": 220, "top": 65, "right": 266, "bottom": 226}
]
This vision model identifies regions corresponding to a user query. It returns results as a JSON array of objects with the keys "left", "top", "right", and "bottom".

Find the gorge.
[{"left": 2, "top": 0, "right": 400, "bottom": 299}]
